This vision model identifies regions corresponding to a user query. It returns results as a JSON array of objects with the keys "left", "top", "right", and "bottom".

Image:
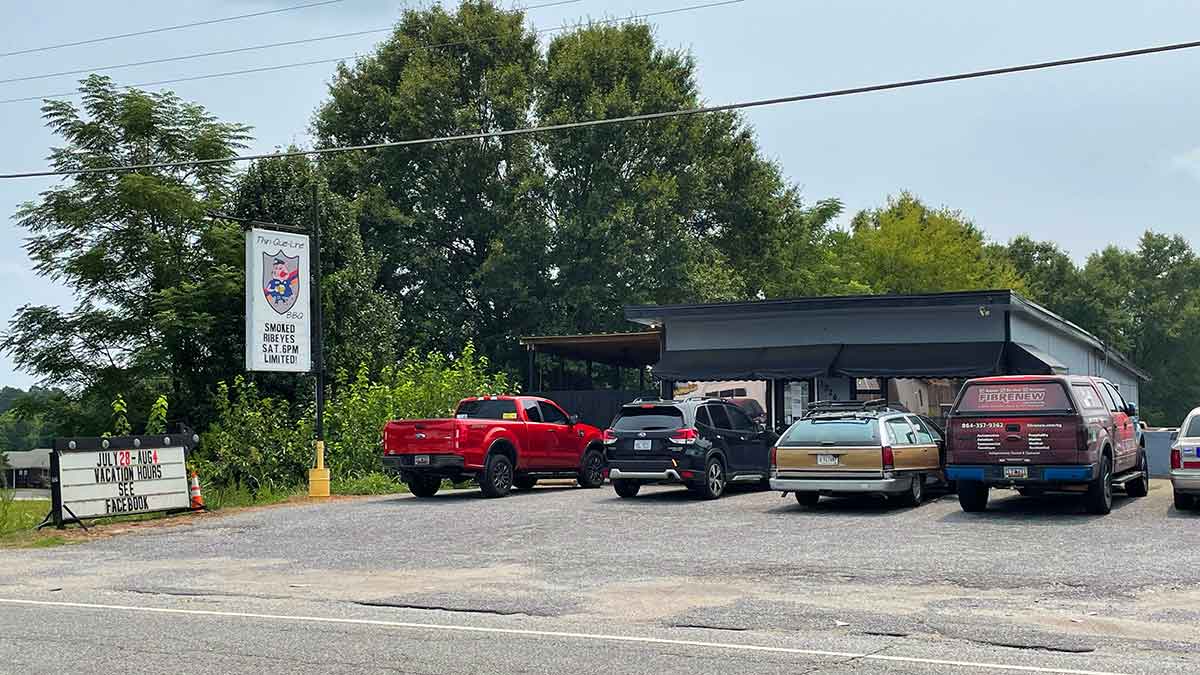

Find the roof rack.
[{"left": 804, "top": 399, "right": 901, "bottom": 418}]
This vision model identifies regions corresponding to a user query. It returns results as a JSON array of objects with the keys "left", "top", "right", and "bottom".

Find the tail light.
[
  {"left": 881, "top": 445, "right": 895, "bottom": 471},
  {"left": 1171, "top": 446, "right": 1182, "bottom": 470},
  {"left": 454, "top": 425, "right": 462, "bottom": 451},
  {"left": 669, "top": 428, "right": 699, "bottom": 445},
  {"left": 769, "top": 445, "right": 778, "bottom": 468},
  {"left": 1076, "top": 423, "right": 1089, "bottom": 451},
  {"left": 602, "top": 429, "right": 617, "bottom": 445}
]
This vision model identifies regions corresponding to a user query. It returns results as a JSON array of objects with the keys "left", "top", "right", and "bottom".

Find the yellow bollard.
[{"left": 309, "top": 439, "right": 331, "bottom": 498}]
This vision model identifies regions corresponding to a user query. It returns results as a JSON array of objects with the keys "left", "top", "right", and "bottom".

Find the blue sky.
[{"left": 2, "top": 0, "right": 1199, "bottom": 388}]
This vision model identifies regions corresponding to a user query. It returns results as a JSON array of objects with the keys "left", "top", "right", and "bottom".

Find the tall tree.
[
  {"left": 1, "top": 75, "right": 251, "bottom": 431},
  {"left": 314, "top": 1, "right": 543, "bottom": 370},
  {"left": 843, "top": 192, "right": 1024, "bottom": 295}
]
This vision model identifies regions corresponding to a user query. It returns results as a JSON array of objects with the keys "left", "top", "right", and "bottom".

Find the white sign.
[
  {"left": 245, "top": 228, "right": 311, "bottom": 372},
  {"left": 60, "top": 447, "right": 190, "bottom": 519}
]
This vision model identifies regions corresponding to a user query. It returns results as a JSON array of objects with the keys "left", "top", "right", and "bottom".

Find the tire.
[
  {"left": 1125, "top": 451, "right": 1149, "bottom": 498},
  {"left": 1174, "top": 490, "right": 1195, "bottom": 511},
  {"left": 694, "top": 457, "right": 727, "bottom": 500},
  {"left": 577, "top": 449, "right": 605, "bottom": 488},
  {"left": 407, "top": 475, "right": 441, "bottom": 498},
  {"left": 794, "top": 491, "right": 821, "bottom": 507},
  {"left": 513, "top": 474, "right": 538, "bottom": 490},
  {"left": 1085, "top": 454, "right": 1113, "bottom": 515},
  {"left": 957, "top": 481, "right": 989, "bottom": 512},
  {"left": 480, "top": 452, "right": 514, "bottom": 498},
  {"left": 899, "top": 473, "right": 925, "bottom": 507},
  {"left": 612, "top": 478, "right": 641, "bottom": 498}
]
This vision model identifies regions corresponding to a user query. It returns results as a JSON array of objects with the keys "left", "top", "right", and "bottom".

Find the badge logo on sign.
[{"left": 263, "top": 251, "right": 300, "bottom": 314}]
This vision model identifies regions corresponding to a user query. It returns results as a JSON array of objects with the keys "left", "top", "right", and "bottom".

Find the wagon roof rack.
[{"left": 804, "top": 399, "right": 905, "bottom": 418}]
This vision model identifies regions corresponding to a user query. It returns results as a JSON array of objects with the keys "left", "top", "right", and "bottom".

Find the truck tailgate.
[
  {"left": 950, "top": 416, "right": 1081, "bottom": 464},
  {"left": 384, "top": 419, "right": 458, "bottom": 455},
  {"left": 776, "top": 445, "right": 884, "bottom": 475}
]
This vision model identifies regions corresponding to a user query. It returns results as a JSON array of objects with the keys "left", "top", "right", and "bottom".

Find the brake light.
[
  {"left": 769, "top": 445, "right": 778, "bottom": 468},
  {"left": 680, "top": 470, "right": 696, "bottom": 479},
  {"left": 881, "top": 445, "right": 895, "bottom": 471},
  {"left": 602, "top": 429, "right": 617, "bottom": 445},
  {"left": 454, "top": 425, "right": 462, "bottom": 451},
  {"left": 1172, "top": 446, "right": 1182, "bottom": 470},
  {"left": 1076, "top": 422, "right": 1089, "bottom": 451},
  {"left": 669, "top": 428, "right": 699, "bottom": 445}
]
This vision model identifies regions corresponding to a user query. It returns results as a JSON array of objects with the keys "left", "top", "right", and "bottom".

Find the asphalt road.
[{"left": 1, "top": 479, "right": 1198, "bottom": 674}]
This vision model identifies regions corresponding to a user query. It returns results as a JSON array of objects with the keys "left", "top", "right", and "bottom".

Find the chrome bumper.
[
  {"left": 771, "top": 474, "right": 913, "bottom": 494},
  {"left": 1171, "top": 472, "right": 1200, "bottom": 494},
  {"left": 609, "top": 468, "right": 681, "bottom": 482}
]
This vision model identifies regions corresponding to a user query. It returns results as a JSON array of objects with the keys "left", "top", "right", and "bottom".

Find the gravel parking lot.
[{"left": 1, "top": 479, "right": 1197, "bottom": 674}]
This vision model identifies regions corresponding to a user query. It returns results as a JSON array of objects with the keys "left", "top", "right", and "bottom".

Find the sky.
[{"left": 1, "top": 0, "right": 1199, "bottom": 388}]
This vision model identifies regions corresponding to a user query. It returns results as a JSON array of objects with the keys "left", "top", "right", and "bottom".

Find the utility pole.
[{"left": 308, "top": 182, "right": 330, "bottom": 498}]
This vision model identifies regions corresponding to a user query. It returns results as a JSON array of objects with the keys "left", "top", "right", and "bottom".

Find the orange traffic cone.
[{"left": 189, "top": 471, "right": 206, "bottom": 511}]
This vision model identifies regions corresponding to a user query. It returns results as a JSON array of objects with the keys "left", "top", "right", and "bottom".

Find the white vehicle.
[{"left": 1170, "top": 407, "right": 1200, "bottom": 510}]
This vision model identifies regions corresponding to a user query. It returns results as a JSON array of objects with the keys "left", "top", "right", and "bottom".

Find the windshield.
[
  {"left": 778, "top": 418, "right": 880, "bottom": 446},
  {"left": 455, "top": 399, "right": 518, "bottom": 420},
  {"left": 1185, "top": 415, "right": 1200, "bottom": 439},
  {"left": 955, "top": 381, "right": 1074, "bottom": 414},
  {"left": 613, "top": 407, "right": 684, "bottom": 431}
]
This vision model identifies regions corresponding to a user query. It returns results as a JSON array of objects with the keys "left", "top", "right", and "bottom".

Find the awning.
[
  {"left": 519, "top": 331, "right": 661, "bottom": 367},
  {"left": 831, "top": 342, "right": 1005, "bottom": 379},
  {"left": 1005, "top": 342, "right": 1070, "bottom": 375},
  {"left": 653, "top": 345, "right": 840, "bottom": 381}
]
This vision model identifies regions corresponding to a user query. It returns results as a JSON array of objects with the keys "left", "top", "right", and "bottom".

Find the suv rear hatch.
[
  {"left": 606, "top": 405, "right": 688, "bottom": 460},
  {"left": 773, "top": 416, "right": 884, "bottom": 476},
  {"left": 948, "top": 380, "right": 1083, "bottom": 465}
]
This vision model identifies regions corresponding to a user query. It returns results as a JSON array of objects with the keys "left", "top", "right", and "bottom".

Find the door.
[
  {"left": 724, "top": 403, "right": 768, "bottom": 475},
  {"left": 519, "top": 399, "right": 551, "bottom": 469},
  {"left": 905, "top": 415, "right": 941, "bottom": 471},
  {"left": 702, "top": 404, "right": 737, "bottom": 468},
  {"left": 1100, "top": 382, "right": 1136, "bottom": 471},
  {"left": 884, "top": 416, "right": 924, "bottom": 472},
  {"left": 538, "top": 400, "right": 578, "bottom": 469}
]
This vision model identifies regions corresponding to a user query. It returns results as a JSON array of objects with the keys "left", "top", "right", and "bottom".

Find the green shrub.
[
  {"left": 192, "top": 377, "right": 313, "bottom": 492},
  {"left": 205, "top": 481, "right": 303, "bottom": 510},
  {"left": 324, "top": 342, "right": 513, "bottom": 478}
]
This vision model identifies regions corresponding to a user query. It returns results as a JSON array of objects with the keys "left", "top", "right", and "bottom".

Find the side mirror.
[
  {"left": 1125, "top": 403, "right": 1138, "bottom": 417},
  {"left": 568, "top": 414, "right": 579, "bottom": 426}
]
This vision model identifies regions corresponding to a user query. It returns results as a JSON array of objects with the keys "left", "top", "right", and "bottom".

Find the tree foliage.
[{"left": 2, "top": 75, "right": 251, "bottom": 430}]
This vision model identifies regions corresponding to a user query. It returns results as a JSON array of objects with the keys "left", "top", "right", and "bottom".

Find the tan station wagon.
[{"left": 769, "top": 401, "right": 944, "bottom": 507}]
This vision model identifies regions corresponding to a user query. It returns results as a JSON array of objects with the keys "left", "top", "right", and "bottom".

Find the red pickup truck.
[{"left": 382, "top": 395, "right": 606, "bottom": 498}]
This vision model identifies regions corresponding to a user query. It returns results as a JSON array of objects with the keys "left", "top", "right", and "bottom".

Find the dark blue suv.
[{"left": 603, "top": 398, "right": 776, "bottom": 499}]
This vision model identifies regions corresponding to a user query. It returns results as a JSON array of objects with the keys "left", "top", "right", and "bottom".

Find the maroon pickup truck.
[
  {"left": 946, "top": 375, "right": 1148, "bottom": 514},
  {"left": 382, "top": 395, "right": 606, "bottom": 498}
]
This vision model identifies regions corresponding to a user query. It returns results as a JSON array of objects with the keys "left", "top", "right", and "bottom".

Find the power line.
[
  {"left": 0, "top": 0, "right": 348, "bottom": 59},
  {"left": 0, "top": 0, "right": 743, "bottom": 105},
  {"left": 5, "top": 35, "right": 1198, "bottom": 179},
  {"left": 0, "top": 0, "right": 583, "bottom": 85}
]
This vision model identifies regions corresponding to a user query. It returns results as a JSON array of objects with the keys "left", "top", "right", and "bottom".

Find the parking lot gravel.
[{"left": 0, "top": 479, "right": 1197, "bottom": 674}]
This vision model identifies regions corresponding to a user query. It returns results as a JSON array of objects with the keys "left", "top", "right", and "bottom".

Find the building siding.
[
  {"left": 1009, "top": 312, "right": 1140, "bottom": 405},
  {"left": 665, "top": 307, "right": 1004, "bottom": 352}
]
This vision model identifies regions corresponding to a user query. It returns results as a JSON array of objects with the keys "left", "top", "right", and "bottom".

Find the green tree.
[
  {"left": 1, "top": 75, "right": 252, "bottom": 431},
  {"left": 315, "top": 1, "right": 543, "bottom": 371},
  {"left": 842, "top": 193, "right": 1024, "bottom": 294}
]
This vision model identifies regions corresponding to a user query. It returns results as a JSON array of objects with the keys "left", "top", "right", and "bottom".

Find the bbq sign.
[
  {"left": 245, "top": 228, "right": 312, "bottom": 372},
  {"left": 51, "top": 435, "right": 193, "bottom": 524}
]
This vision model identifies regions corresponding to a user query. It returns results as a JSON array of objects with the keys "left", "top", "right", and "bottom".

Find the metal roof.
[
  {"left": 3, "top": 450, "right": 50, "bottom": 470},
  {"left": 519, "top": 330, "right": 661, "bottom": 368}
]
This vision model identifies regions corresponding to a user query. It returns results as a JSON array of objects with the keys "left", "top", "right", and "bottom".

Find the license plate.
[
  {"left": 634, "top": 439, "right": 652, "bottom": 451},
  {"left": 414, "top": 455, "right": 430, "bottom": 466},
  {"left": 817, "top": 454, "right": 838, "bottom": 466},
  {"left": 1004, "top": 466, "right": 1027, "bottom": 479}
]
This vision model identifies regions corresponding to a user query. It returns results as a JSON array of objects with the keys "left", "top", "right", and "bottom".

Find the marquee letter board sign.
[{"left": 49, "top": 434, "right": 197, "bottom": 527}]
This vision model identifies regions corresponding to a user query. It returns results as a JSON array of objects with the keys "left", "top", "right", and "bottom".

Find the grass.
[
  {"left": 206, "top": 482, "right": 306, "bottom": 510},
  {"left": 0, "top": 495, "right": 67, "bottom": 548}
]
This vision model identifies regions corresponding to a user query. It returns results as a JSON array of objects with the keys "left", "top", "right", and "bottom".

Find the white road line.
[{"left": 0, "top": 597, "right": 1126, "bottom": 675}]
